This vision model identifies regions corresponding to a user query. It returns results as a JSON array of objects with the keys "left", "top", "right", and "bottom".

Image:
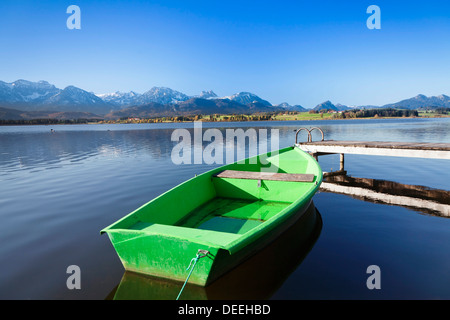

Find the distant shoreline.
[
  {"left": 1, "top": 108, "right": 449, "bottom": 126},
  {"left": 0, "top": 113, "right": 449, "bottom": 126}
]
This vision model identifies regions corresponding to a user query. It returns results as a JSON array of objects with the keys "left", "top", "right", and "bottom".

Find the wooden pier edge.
[{"left": 296, "top": 140, "right": 450, "bottom": 160}]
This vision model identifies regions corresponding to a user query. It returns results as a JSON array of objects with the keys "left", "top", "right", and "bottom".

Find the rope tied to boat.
[{"left": 176, "top": 249, "right": 209, "bottom": 300}]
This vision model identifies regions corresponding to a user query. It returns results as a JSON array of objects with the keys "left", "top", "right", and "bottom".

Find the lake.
[{"left": 0, "top": 118, "right": 449, "bottom": 300}]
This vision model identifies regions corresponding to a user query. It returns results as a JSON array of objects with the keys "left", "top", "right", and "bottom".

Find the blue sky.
[{"left": 1, "top": 0, "right": 450, "bottom": 108}]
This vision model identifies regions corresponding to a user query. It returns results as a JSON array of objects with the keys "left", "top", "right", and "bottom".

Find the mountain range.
[
  {"left": 0, "top": 80, "right": 287, "bottom": 118},
  {"left": 382, "top": 94, "right": 450, "bottom": 109},
  {"left": 0, "top": 79, "right": 448, "bottom": 120}
]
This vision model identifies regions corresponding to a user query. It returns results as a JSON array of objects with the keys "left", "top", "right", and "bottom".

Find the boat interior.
[{"left": 104, "top": 147, "right": 321, "bottom": 237}]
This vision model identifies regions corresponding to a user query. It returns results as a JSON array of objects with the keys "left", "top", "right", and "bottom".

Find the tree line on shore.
[
  {"left": 0, "top": 118, "right": 103, "bottom": 125},
  {"left": 1, "top": 108, "right": 443, "bottom": 125},
  {"left": 330, "top": 108, "right": 419, "bottom": 119}
]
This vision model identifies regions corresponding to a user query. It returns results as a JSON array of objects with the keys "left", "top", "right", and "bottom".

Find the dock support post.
[{"left": 340, "top": 153, "right": 345, "bottom": 171}]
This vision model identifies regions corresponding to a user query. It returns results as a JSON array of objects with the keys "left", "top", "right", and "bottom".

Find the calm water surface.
[{"left": 0, "top": 118, "right": 449, "bottom": 299}]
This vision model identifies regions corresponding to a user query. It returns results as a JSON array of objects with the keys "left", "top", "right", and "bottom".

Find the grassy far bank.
[
  {"left": 97, "top": 112, "right": 337, "bottom": 124},
  {"left": 0, "top": 109, "right": 449, "bottom": 125}
]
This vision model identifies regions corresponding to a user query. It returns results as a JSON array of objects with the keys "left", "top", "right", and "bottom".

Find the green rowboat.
[{"left": 101, "top": 145, "right": 322, "bottom": 287}]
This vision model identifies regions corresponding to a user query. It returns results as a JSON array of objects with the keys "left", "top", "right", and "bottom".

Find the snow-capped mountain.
[
  {"left": 42, "top": 86, "right": 111, "bottom": 113},
  {"left": 97, "top": 87, "right": 196, "bottom": 107},
  {"left": 136, "top": 87, "right": 190, "bottom": 105},
  {"left": 97, "top": 91, "right": 141, "bottom": 106},
  {"left": 197, "top": 90, "right": 218, "bottom": 99},
  {"left": 0, "top": 79, "right": 60, "bottom": 105},
  {"left": 96, "top": 88, "right": 272, "bottom": 109},
  {"left": 220, "top": 92, "right": 272, "bottom": 106},
  {"left": 97, "top": 87, "right": 194, "bottom": 107},
  {"left": 0, "top": 80, "right": 113, "bottom": 113}
]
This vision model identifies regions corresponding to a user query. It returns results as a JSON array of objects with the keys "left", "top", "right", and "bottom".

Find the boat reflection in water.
[
  {"left": 106, "top": 202, "right": 322, "bottom": 300},
  {"left": 321, "top": 174, "right": 450, "bottom": 218}
]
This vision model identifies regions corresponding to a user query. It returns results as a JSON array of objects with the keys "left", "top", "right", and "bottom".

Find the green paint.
[{"left": 101, "top": 146, "right": 322, "bottom": 286}]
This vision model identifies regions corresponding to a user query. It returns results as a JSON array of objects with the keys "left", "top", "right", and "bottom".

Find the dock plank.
[
  {"left": 298, "top": 140, "right": 450, "bottom": 151},
  {"left": 296, "top": 140, "right": 450, "bottom": 159}
]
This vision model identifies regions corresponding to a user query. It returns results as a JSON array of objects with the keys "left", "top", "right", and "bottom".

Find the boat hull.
[
  {"left": 108, "top": 201, "right": 322, "bottom": 300},
  {"left": 101, "top": 146, "right": 323, "bottom": 287}
]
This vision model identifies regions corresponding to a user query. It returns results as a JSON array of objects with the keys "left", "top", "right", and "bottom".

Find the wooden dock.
[
  {"left": 296, "top": 140, "right": 450, "bottom": 160},
  {"left": 293, "top": 127, "right": 450, "bottom": 177}
]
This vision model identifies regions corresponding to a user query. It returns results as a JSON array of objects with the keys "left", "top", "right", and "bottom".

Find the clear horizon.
[{"left": 1, "top": 0, "right": 450, "bottom": 108}]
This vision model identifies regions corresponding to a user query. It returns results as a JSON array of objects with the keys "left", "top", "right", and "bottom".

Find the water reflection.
[
  {"left": 322, "top": 174, "right": 450, "bottom": 217},
  {"left": 0, "top": 127, "right": 289, "bottom": 179},
  {"left": 106, "top": 202, "right": 322, "bottom": 300},
  {"left": 0, "top": 129, "right": 176, "bottom": 176}
]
